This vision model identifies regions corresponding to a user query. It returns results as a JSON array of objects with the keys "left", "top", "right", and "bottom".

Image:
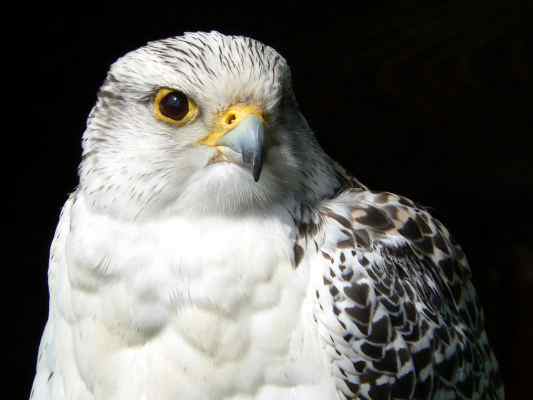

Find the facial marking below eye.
[{"left": 154, "top": 88, "right": 199, "bottom": 127}]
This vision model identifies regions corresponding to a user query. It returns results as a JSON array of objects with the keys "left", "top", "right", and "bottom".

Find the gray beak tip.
[{"left": 252, "top": 158, "right": 263, "bottom": 182}]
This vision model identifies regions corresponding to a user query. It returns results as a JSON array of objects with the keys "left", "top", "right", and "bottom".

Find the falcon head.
[{"left": 79, "top": 31, "right": 338, "bottom": 219}]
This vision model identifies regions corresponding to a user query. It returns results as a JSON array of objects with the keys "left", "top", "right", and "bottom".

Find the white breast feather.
[{"left": 31, "top": 193, "right": 337, "bottom": 400}]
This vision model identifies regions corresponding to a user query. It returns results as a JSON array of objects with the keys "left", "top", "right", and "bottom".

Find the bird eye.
[{"left": 154, "top": 88, "right": 199, "bottom": 126}]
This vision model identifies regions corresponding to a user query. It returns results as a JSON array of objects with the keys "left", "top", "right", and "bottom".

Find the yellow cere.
[
  {"left": 199, "top": 104, "right": 264, "bottom": 146},
  {"left": 154, "top": 88, "right": 199, "bottom": 127}
]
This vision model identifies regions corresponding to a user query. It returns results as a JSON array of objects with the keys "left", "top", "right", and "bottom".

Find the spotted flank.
[{"left": 298, "top": 186, "right": 503, "bottom": 400}]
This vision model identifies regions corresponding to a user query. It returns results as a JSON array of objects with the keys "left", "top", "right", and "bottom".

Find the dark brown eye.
[
  {"left": 154, "top": 88, "right": 199, "bottom": 126},
  {"left": 160, "top": 91, "right": 188, "bottom": 120}
]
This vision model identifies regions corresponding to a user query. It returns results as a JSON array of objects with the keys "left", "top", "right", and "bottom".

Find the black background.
[{"left": 9, "top": 2, "right": 532, "bottom": 399}]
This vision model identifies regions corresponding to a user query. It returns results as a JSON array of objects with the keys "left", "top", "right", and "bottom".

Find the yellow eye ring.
[{"left": 154, "top": 88, "right": 199, "bottom": 127}]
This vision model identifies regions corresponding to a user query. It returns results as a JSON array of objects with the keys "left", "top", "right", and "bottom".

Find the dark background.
[{"left": 9, "top": 2, "right": 532, "bottom": 399}]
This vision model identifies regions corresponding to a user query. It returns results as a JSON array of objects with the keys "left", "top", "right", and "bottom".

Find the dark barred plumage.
[{"left": 294, "top": 175, "right": 503, "bottom": 400}]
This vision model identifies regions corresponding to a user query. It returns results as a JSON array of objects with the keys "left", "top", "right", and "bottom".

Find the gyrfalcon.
[{"left": 30, "top": 31, "right": 503, "bottom": 400}]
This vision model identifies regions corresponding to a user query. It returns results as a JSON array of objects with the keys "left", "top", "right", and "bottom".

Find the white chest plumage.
[{"left": 49, "top": 195, "right": 334, "bottom": 400}]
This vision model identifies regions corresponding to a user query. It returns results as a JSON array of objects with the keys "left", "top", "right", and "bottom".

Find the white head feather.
[{"left": 79, "top": 31, "right": 340, "bottom": 220}]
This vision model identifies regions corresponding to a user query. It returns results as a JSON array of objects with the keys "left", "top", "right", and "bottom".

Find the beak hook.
[{"left": 219, "top": 115, "right": 265, "bottom": 182}]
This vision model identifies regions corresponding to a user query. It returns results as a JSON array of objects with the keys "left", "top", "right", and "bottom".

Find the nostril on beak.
[{"left": 225, "top": 113, "right": 237, "bottom": 126}]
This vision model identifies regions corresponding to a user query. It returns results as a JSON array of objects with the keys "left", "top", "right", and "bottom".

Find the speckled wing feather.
[{"left": 304, "top": 187, "right": 503, "bottom": 400}]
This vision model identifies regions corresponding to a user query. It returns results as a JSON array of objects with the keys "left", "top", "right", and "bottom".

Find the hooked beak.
[{"left": 199, "top": 105, "right": 265, "bottom": 182}]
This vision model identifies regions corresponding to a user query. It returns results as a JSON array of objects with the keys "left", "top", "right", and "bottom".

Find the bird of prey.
[{"left": 30, "top": 31, "right": 503, "bottom": 400}]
